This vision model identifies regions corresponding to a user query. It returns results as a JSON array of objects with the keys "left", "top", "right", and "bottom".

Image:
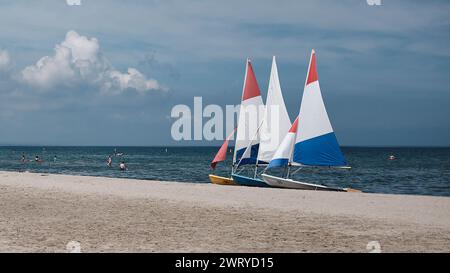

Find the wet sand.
[{"left": 0, "top": 171, "right": 449, "bottom": 252}]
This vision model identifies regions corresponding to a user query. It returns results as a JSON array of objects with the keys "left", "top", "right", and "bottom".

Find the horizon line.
[{"left": 0, "top": 144, "right": 449, "bottom": 149}]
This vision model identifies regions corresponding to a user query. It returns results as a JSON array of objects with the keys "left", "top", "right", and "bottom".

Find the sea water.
[{"left": 0, "top": 146, "right": 449, "bottom": 197}]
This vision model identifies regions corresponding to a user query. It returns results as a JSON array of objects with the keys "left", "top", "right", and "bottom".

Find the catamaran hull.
[
  {"left": 261, "top": 174, "right": 346, "bottom": 192},
  {"left": 209, "top": 174, "right": 237, "bottom": 186},
  {"left": 231, "top": 174, "right": 271, "bottom": 188}
]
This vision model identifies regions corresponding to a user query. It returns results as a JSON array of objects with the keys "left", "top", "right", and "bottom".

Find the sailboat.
[
  {"left": 209, "top": 58, "right": 263, "bottom": 186},
  {"left": 262, "top": 49, "right": 357, "bottom": 192},
  {"left": 232, "top": 56, "right": 291, "bottom": 187},
  {"left": 209, "top": 129, "right": 237, "bottom": 185}
]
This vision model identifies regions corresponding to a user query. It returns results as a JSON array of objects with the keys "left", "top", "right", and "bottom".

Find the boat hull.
[
  {"left": 261, "top": 174, "right": 347, "bottom": 192},
  {"left": 231, "top": 174, "right": 271, "bottom": 188},
  {"left": 209, "top": 174, "right": 236, "bottom": 186}
]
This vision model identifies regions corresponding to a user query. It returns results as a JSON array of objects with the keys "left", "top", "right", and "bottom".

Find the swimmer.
[
  {"left": 119, "top": 161, "right": 127, "bottom": 171},
  {"left": 35, "top": 155, "right": 43, "bottom": 163},
  {"left": 107, "top": 156, "right": 112, "bottom": 167}
]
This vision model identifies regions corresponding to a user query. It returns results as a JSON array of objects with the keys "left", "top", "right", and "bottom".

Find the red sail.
[
  {"left": 211, "top": 129, "right": 236, "bottom": 169},
  {"left": 306, "top": 49, "right": 318, "bottom": 85},
  {"left": 242, "top": 60, "right": 262, "bottom": 101}
]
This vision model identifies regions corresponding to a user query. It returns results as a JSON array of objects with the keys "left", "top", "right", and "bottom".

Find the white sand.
[{"left": 0, "top": 171, "right": 449, "bottom": 252}]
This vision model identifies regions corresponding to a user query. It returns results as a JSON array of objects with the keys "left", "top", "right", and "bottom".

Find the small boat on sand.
[
  {"left": 232, "top": 57, "right": 292, "bottom": 187},
  {"left": 208, "top": 174, "right": 235, "bottom": 186},
  {"left": 262, "top": 49, "right": 359, "bottom": 192},
  {"left": 261, "top": 173, "right": 347, "bottom": 191},
  {"left": 231, "top": 173, "right": 269, "bottom": 187}
]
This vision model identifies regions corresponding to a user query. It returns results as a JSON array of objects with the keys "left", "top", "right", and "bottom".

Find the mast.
[{"left": 232, "top": 59, "right": 249, "bottom": 164}]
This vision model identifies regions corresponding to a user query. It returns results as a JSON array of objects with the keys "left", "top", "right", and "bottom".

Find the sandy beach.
[{"left": 0, "top": 170, "right": 449, "bottom": 253}]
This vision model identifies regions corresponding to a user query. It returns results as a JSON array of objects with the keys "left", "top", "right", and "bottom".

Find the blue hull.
[{"left": 231, "top": 174, "right": 271, "bottom": 188}]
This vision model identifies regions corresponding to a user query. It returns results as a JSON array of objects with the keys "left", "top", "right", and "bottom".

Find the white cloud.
[
  {"left": 0, "top": 50, "right": 11, "bottom": 71},
  {"left": 20, "top": 30, "right": 164, "bottom": 93},
  {"left": 108, "top": 68, "right": 162, "bottom": 92},
  {"left": 21, "top": 45, "right": 76, "bottom": 89},
  {"left": 62, "top": 30, "right": 100, "bottom": 63}
]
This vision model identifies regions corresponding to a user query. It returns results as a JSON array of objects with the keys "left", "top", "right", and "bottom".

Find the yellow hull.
[{"left": 209, "top": 174, "right": 237, "bottom": 186}]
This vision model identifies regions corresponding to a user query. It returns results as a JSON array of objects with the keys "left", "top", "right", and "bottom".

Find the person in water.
[
  {"left": 21, "top": 154, "right": 26, "bottom": 163},
  {"left": 35, "top": 155, "right": 43, "bottom": 163},
  {"left": 119, "top": 161, "right": 127, "bottom": 171},
  {"left": 107, "top": 156, "right": 112, "bottom": 167}
]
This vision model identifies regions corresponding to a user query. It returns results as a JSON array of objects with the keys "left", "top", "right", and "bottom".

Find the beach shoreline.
[{"left": 0, "top": 170, "right": 449, "bottom": 252}]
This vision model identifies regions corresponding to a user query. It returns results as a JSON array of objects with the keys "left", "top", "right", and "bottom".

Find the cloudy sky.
[{"left": 0, "top": 0, "right": 449, "bottom": 146}]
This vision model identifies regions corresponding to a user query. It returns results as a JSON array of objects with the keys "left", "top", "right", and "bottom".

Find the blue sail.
[
  {"left": 293, "top": 132, "right": 346, "bottom": 166},
  {"left": 234, "top": 143, "right": 260, "bottom": 166}
]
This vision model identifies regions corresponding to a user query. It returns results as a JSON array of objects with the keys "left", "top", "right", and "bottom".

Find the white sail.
[
  {"left": 257, "top": 56, "right": 292, "bottom": 163},
  {"left": 266, "top": 116, "right": 298, "bottom": 169},
  {"left": 233, "top": 59, "right": 265, "bottom": 166}
]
